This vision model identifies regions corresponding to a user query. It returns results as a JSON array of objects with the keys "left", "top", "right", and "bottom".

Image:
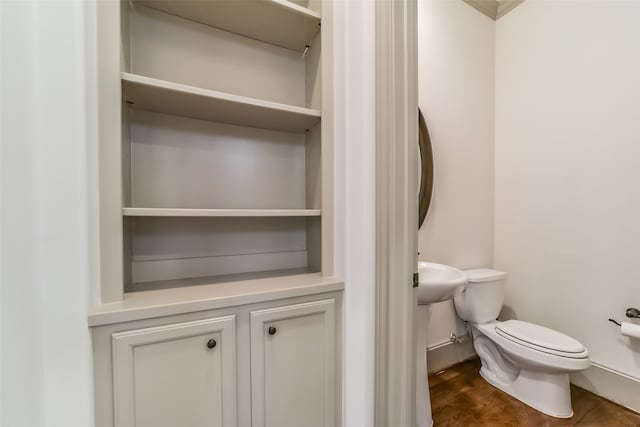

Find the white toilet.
[{"left": 453, "top": 268, "right": 590, "bottom": 418}]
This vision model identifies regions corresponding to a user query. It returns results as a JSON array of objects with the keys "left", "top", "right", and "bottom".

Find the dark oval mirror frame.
[{"left": 418, "top": 109, "right": 434, "bottom": 229}]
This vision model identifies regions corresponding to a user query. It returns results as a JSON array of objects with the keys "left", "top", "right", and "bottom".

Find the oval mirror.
[{"left": 418, "top": 109, "right": 434, "bottom": 229}]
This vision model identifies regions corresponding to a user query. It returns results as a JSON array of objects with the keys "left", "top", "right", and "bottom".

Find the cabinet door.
[
  {"left": 250, "top": 299, "right": 336, "bottom": 427},
  {"left": 112, "top": 316, "right": 236, "bottom": 427}
]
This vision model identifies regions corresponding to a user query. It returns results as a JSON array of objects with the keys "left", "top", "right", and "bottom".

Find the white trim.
[
  {"left": 122, "top": 208, "right": 321, "bottom": 217},
  {"left": 96, "top": 0, "right": 124, "bottom": 303},
  {"left": 497, "top": 0, "right": 527, "bottom": 19},
  {"left": 461, "top": 0, "right": 499, "bottom": 20},
  {"left": 320, "top": 0, "right": 335, "bottom": 278},
  {"left": 374, "top": 0, "right": 419, "bottom": 425},
  {"left": 426, "top": 340, "right": 476, "bottom": 374},
  {"left": 333, "top": 0, "right": 376, "bottom": 426},
  {"left": 571, "top": 361, "right": 640, "bottom": 414},
  {"left": 461, "top": 0, "right": 527, "bottom": 20}
]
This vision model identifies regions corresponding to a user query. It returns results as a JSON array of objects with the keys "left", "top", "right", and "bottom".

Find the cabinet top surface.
[{"left": 89, "top": 273, "right": 343, "bottom": 327}]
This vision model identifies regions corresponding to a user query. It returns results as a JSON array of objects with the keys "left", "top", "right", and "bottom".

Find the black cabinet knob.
[
  {"left": 207, "top": 339, "right": 217, "bottom": 349},
  {"left": 268, "top": 326, "right": 277, "bottom": 335}
]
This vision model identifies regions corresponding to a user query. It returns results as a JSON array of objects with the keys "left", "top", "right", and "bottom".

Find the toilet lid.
[{"left": 496, "top": 320, "right": 587, "bottom": 357}]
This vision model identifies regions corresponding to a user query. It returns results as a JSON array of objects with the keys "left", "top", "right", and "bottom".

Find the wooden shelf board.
[
  {"left": 122, "top": 208, "right": 322, "bottom": 217},
  {"left": 122, "top": 73, "right": 321, "bottom": 132},
  {"left": 134, "top": 0, "right": 321, "bottom": 52},
  {"left": 88, "top": 273, "right": 343, "bottom": 327}
]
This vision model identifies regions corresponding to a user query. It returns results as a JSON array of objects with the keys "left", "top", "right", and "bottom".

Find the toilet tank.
[{"left": 453, "top": 268, "right": 508, "bottom": 324}]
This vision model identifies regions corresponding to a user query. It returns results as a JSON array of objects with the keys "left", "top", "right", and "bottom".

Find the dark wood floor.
[{"left": 429, "top": 358, "right": 640, "bottom": 426}]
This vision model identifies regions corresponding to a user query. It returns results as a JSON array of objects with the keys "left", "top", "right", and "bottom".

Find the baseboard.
[
  {"left": 571, "top": 362, "right": 640, "bottom": 414},
  {"left": 427, "top": 338, "right": 476, "bottom": 374}
]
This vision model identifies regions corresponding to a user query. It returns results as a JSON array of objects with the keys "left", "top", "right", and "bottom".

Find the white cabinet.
[
  {"left": 111, "top": 316, "right": 237, "bottom": 427},
  {"left": 250, "top": 299, "right": 336, "bottom": 427},
  {"left": 102, "top": 296, "right": 339, "bottom": 427}
]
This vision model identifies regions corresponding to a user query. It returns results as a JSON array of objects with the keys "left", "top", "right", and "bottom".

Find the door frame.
[
  {"left": 374, "top": 0, "right": 419, "bottom": 425},
  {"left": 331, "top": 0, "right": 418, "bottom": 423}
]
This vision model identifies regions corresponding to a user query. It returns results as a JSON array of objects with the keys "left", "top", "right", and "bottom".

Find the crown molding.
[
  {"left": 497, "top": 0, "right": 527, "bottom": 19},
  {"left": 461, "top": 0, "right": 526, "bottom": 21},
  {"left": 461, "top": 0, "right": 498, "bottom": 20}
]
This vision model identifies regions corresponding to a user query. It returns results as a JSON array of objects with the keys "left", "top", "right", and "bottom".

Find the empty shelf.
[
  {"left": 134, "top": 0, "right": 321, "bottom": 52},
  {"left": 122, "top": 73, "right": 321, "bottom": 132},
  {"left": 123, "top": 208, "right": 322, "bottom": 217}
]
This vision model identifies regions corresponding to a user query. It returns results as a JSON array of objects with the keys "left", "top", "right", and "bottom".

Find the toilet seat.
[{"left": 495, "top": 320, "right": 588, "bottom": 359}]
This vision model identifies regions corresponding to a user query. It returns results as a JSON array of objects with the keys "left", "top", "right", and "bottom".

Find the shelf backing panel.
[
  {"left": 125, "top": 216, "right": 321, "bottom": 291},
  {"left": 127, "top": 110, "right": 309, "bottom": 209},
  {"left": 126, "top": 3, "right": 307, "bottom": 107}
]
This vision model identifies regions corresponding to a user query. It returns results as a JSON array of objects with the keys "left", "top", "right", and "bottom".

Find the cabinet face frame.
[
  {"left": 97, "top": 0, "right": 125, "bottom": 303},
  {"left": 112, "top": 315, "right": 237, "bottom": 427},
  {"left": 96, "top": 0, "right": 335, "bottom": 302},
  {"left": 250, "top": 299, "right": 336, "bottom": 427}
]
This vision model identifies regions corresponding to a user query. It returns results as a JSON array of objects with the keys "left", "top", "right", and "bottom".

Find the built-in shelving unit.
[
  {"left": 122, "top": 73, "right": 321, "bottom": 132},
  {"left": 122, "top": 208, "right": 322, "bottom": 217},
  {"left": 134, "top": 0, "right": 321, "bottom": 52},
  {"left": 96, "top": 0, "right": 332, "bottom": 302},
  {"left": 92, "top": 4, "right": 340, "bottom": 424}
]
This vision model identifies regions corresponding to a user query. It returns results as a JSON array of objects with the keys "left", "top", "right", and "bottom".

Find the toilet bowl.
[{"left": 454, "top": 268, "right": 590, "bottom": 418}]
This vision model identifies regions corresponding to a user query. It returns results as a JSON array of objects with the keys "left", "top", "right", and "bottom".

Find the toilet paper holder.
[
  {"left": 626, "top": 307, "right": 640, "bottom": 319},
  {"left": 608, "top": 307, "right": 640, "bottom": 326}
]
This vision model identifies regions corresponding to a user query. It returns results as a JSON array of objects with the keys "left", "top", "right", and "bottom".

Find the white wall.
[
  {"left": 0, "top": 1, "right": 97, "bottom": 426},
  {"left": 495, "top": 0, "right": 640, "bottom": 408},
  {"left": 418, "top": 0, "right": 495, "bottom": 349}
]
